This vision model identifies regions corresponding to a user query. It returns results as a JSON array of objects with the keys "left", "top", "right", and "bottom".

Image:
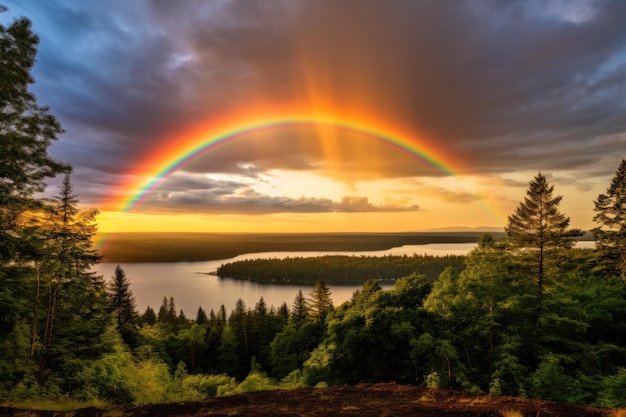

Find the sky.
[{"left": 2, "top": 0, "right": 625, "bottom": 233}]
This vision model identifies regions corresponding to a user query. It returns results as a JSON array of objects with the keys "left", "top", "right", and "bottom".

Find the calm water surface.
[{"left": 93, "top": 241, "right": 594, "bottom": 316}]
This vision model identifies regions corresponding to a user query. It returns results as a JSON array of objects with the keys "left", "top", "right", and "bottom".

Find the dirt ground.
[{"left": 0, "top": 383, "right": 613, "bottom": 417}]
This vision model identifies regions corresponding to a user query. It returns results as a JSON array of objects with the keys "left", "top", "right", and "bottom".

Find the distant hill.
[
  {"left": 95, "top": 232, "right": 503, "bottom": 263},
  {"left": 419, "top": 226, "right": 505, "bottom": 233}
]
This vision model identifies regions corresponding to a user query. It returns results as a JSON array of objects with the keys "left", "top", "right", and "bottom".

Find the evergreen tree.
[
  {"left": 308, "top": 280, "right": 334, "bottom": 322},
  {"left": 291, "top": 290, "right": 309, "bottom": 328},
  {"left": 505, "top": 173, "right": 582, "bottom": 318},
  {"left": 141, "top": 306, "right": 157, "bottom": 325},
  {"left": 0, "top": 14, "right": 69, "bottom": 389},
  {"left": 228, "top": 298, "right": 251, "bottom": 378},
  {"left": 33, "top": 174, "right": 109, "bottom": 390},
  {"left": 593, "top": 159, "right": 626, "bottom": 281},
  {"left": 0, "top": 14, "right": 68, "bottom": 263},
  {"left": 277, "top": 302, "right": 289, "bottom": 320},
  {"left": 196, "top": 306, "right": 208, "bottom": 324},
  {"left": 217, "top": 304, "right": 228, "bottom": 326},
  {"left": 109, "top": 265, "right": 138, "bottom": 346},
  {"left": 157, "top": 296, "right": 169, "bottom": 322},
  {"left": 157, "top": 296, "right": 177, "bottom": 324}
]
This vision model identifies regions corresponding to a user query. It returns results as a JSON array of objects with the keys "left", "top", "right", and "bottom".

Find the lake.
[{"left": 92, "top": 241, "right": 595, "bottom": 316}]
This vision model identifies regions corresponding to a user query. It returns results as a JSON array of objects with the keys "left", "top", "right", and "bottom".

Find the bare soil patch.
[{"left": 1, "top": 383, "right": 612, "bottom": 417}]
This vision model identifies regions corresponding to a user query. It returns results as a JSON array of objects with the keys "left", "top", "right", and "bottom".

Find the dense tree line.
[
  {"left": 216, "top": 254, "right": 466, "bottom": 283},
  {"left": 1, "top": 12, "right": 625, "bottom": 409}
]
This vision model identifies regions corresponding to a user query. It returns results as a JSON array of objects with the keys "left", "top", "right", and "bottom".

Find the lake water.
[{"left": 92, "top": 241, "right": 595, "bottom": 317}]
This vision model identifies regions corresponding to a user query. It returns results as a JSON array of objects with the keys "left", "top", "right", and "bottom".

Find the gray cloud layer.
[{"left": 3, "top": 0, "right": 626, "bottom": 212}]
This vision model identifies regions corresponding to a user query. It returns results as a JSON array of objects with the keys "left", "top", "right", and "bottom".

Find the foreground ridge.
[{"left": 1, "top": 384, "right": 612, "bottom": 417}]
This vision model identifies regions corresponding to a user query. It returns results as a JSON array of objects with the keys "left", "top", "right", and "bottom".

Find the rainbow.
[{"left": 119, "top": 115, "right": 459, "bottom": 212}]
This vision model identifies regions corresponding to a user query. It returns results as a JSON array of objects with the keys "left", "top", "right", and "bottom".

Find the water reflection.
[{"left": 93, "top": 241, "right": 594, "bottom": 316}]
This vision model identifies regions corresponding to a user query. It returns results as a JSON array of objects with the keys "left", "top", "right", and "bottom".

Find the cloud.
[
  {"left": 141, "top": 190, "right": 419, "bottom": 215},
  {"left": 3, "top": 0, "right": 626, "bottom": 209},
  {"left": 135, "top": 173, "right": 419, "bottom": 214}
]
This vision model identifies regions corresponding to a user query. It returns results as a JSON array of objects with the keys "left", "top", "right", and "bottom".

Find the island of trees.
[
  {"left": 215, "top": 254, "right": 466, "bottom": 283},
  {"left": 1, "top": 12, "right": 625, "bottom": 410}
]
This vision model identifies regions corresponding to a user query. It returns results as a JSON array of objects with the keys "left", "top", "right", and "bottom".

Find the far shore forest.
[{"left": 1, "top": 14, "right": 626, "bottom": 410}]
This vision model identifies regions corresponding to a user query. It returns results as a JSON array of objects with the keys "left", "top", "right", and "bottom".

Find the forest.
[
  {"left": 1, "top": 13, "right": 626, "bottom": 410},
  {"left": 215, "top": 254, "right": 466, "bottom": 283}
]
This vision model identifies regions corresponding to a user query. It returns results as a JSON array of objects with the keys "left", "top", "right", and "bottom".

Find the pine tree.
[
  {"left": 593, "top": 159, "right": 626, "bottom": 281},
  {"left": 196, "top": 306, "right": 208, "bottom": 324},
  {"left": 277, "top": 302, "right": 289, "bottom": 320},
  {"left": 109, "top": 265, "right": 138, "bottom": 346},
  {"left": 308, "top": 280, "right": 334, "bottom": 322},
  {"left": 0, "top": 15, "right": 68, "bottom": 263},
  {"left": 505, "top": 173, "right": 582, "bottom": 319},
  {"left": 0, "top": 13, "right": 69, "bottom": 390},
  {"left": 141, "top": 306, "right": 157, "bottom": 325},
  {"left": 291, "top": 289, "right": 309, "bottom": 328},
  {"left": 34, "top": 174, "right": 109, "bottom": 388}
]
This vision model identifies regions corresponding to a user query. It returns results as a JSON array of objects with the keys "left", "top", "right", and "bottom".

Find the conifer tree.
[
  {"left": 109, "top": 265, "right": 138, "bottom": 345},
  {"left": 505, "top": 173, "right": 582, "bottom": 319},
  {"left": 34, "top": 174, "right": 109, "bottom": 388},
  {"left": 593, "top": 159, "right": 626, "bottom": 281},
  {"left": 196, "top": 306, "right": 208, "bottom": 324},
  {"left": 291, "top": 290, "right": 309, "bottom": 328},
  {"left": 141, "top": 306, "right": 157, "bottom": 325},
  {"left": 308, "top": 280, "right": 334, "bottom": 322},
  {"left": 0, "top": 14, "right": 68, "bottom": 262}
]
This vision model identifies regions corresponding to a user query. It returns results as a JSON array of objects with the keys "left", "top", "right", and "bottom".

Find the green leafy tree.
[
  {"left": 505, "top": 173, "right": 582, "bottom": 319},
  {"left": 593, "top": 159, "right": 626, "bottom": 281}
]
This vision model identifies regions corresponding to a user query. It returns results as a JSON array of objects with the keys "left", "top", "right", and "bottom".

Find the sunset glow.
[{"left": 4, "top": 1, "right": 622, "bottom": 236}]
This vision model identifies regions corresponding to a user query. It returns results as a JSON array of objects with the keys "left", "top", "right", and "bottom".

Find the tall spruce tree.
[
  {"left": 593, "top": 159, "right": 626, "bottom": 281},
  {"left": 0, "top": 14, "right": 68, "bottom": 262},
  {"left": 109, "top": 265, "right": 138, "bottom": 346},
  {"left": 308, "top": 280, "right": 333, "bottom": 322},
  {"left": 34, "top": 174, "right": 109, "bottom": 389},
  {"left": 505, "top": 173, "right": 582, "bottom": 319},
  {"left": 0, "top": 12, "right": 69, "bottom": 392},
  {"left": 291, "top": 289, "right": 309, "bottom": 328}
]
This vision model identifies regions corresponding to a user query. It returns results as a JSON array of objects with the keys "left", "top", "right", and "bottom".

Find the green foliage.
[
  {"left": 597, "top": 368, "right": 626, "bottom": 407},
  {"left": 531, "top": 354, "right": 583, "bottom": 403},
  {"left": 108, "top": 266, "right": 138, "bottom": 347},
  {"left": 270, "top": 321, "right": 325, "bottom": 379},
  {"left": 218, "top": 370, "right": 278, "bottom": 396},
  {"left": 308, "top": 280, "right": 334, "bottom": 322},
  {"left": 505, "top": 173, "right": 583, "bottom": 319},
  {"left": 0, "top": 15, "right": 68, "bottom": 263},
  {"left": 593, "top": 159, "right": 626, "bottom": 281},
  {"left": 216, "top": 254, "right": 465, "bottom": 284},
  {"left": 291, "top": 289, "right": 309, "bottom": 328},
  {"left": 425, "top": 372, "right": 440, "bottom": 389},
  {"left": 302, "top": 343, "right": 336, "bottom": 387}
]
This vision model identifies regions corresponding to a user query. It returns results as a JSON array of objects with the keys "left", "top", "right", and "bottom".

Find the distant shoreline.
[
  {"left": 94, "top": 231, "right": 593, "bottom": 263},
  {"left": 95, "top": 231, "right": 503, "bottom": 263}
]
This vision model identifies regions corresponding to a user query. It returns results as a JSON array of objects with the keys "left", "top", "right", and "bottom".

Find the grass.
[
  {"left": 499, "top": 409, "right": 524, "bottom": 417},
  {"left": 2, "top": 398, "right": 110, "bottom": 412}
]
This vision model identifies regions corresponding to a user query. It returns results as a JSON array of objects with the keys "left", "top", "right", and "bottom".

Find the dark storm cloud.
[{"left": 3, "top": 0, "right": 626, "bottom": 206}]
